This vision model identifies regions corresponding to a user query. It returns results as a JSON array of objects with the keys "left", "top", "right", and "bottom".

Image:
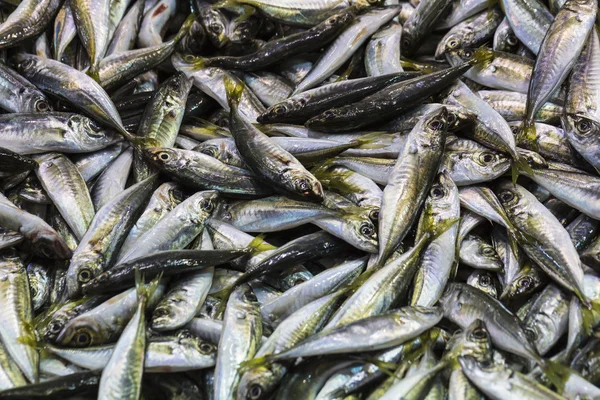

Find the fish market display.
[{"left": 0, "top": 0, "right": 599, "bottom": 399}]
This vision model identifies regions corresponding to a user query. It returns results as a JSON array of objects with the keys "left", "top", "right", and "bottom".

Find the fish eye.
[
  {"left": 248, "top": 384, "right": 263, "bottom": 399},
  {"left": 369, "top": 209, "right": 379, "bottom": 222},
  {"left": 157, "top": 152, "right": 171, "bottom": 162},
  {"left": 74, "top": 330, "right": 91, "bottom": 346},
  {"left": 39, "top": 244, "right": 54, "bottom": 258},
  {"left": 447, "top": 38, "right": 460, "bottom": 49},
  {"left": 479, "top": 274, "right": 491, "bottom": 286},
  {"left": 35, "top": 99, "right": 51, "bottom": 112},
  {"left": 359, "top": 222, "right": 374, "bottom": 237},
  {"left": 470, "top": 327, "right": 488, "bottom": 340},
  {"left": 428, "top": 119, "right": 444, "bottom": 131},
  {"left": 518, "top": 276, "right": 533, "bottom": 289},
  {"left": 525, "top": 327, "right": 537, "bottom": 340},
  {"left": 244, "top": 291, "right": 257, "bottom": 303},
  {"left": 30, "top": 286, "right": 38, "bottom": 298},
  {"left": 430, "top": 185, "right": 444, "bottom": 199},
  {"left": 171, "top": 189, "right": 185, "bottom": 201},
  {"left": 510, "top": 125, "right": 519, "bottom": 133},
  {"left": 199, "top": 342, "right": 214, "bottom": 353},
  {"left": 446, "top": 113, "right": 456, "bottom": 125},
  {"left": 497, "top": 190, "right": 514, "bottom": 203},
  {"left": 199, "top": 198, "right": 214, "bottom": 212},
  {"left": 210, "top": 23, "right": 223, "bottom": 34},
  {"left": 77, "top": 268, "right": 93, "bottom": 283},
  {"left": 49, "top": 321, "right": 63, "bottom": 333},
  {"left": 294, "top": 178, "right": 310, "bottom": 194},
  {"left": 481, "top": 247, "right": 495, "bottom": 256},
  {"left": 272, "top": 105, "right": 286, "bottom": 115},
  {"left": 402, "top": 38, "right": 411, "bottom": 48},
  {"left": 506, "top": 35, "right": 518, "bottom": 46},
  {"left": 462, "top": 50, "right": 473, "bottom": 59},
  {"left": 178, "top": 330, "right": 194, "bottom": 339},
  {"left": 577, "top": 119, "right": 593, "bottom": 134},
  {"left": 479, "top": 152, "right": 495, "bottom": 164},
  {"left": 184, "top": 54, "right": 196, "bottom": 62}
]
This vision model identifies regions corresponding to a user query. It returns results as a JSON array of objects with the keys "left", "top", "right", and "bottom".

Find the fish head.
[
  {"left": 151, "top": 302, "right": 179, "bottom": 330},
  {"left": 500, "top": 266, "right": 543, "bottom": 301},
  {"left": 56, "top": 316, "right": 104, "bottom": 347},
  {"left": 144, "top": 147, "right": 182, "bottom": 170},
  {"left": 69, "top": 114, "right": 120, "bottom": 147},
  {"left": 444, "top": 104, "right": 477, "bottom": 131},
  {"left": 288, "top": 171, "right": 324, "bottom": 202},
  {"left": 21, "top": 91, "right": 53, "bottom": 114},
  {"left": 458, "top": 355, "right": 506, "bottom": 382},
  {"left": 11, "top": 53, "right": 41, "bottom": 76},
  {"left": 426, "top": 170, "right": 459, "bottom": 216},
  {"left": 258, "top": 96, "right": 307, "bottom": 124},
  {"left": 31, "top": 227, "right": 72, "bottom": 259},
  {"left": 190, "top": 190, "right": 220, "bottom": 216},
  {"left": 435, "top": 34, "right": 463, "bottom": 60},
  {"left": 422, "top": 106, "right": 449, "bottom": 138},
  {"left": 322, "top": 8, "right": 356, "bottom": 28},
  {"left": 199, "top": 7, "right": 229, "bottom": 48},
  {"left": 494, "top": 180, "right": 525, "bottom": 217},
  {"left": 467, "top": 270, "right": 498, "bottom": 299},
  {"left": 66, "top": 254, "right": 105, "bottom": 299},
  {"left": 563, "top": 114, "right": 600, "bottom": 150},
  {"left": 238, "top": 364, "right": 283, "bottom": 400}
]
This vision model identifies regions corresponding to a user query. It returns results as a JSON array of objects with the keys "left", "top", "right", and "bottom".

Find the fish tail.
[
  {"left": 540, "top": 359, "right": 571, "bottom": 394},
  {"left": 87, "top": 66, "right": 101, "bottom": 83},
  {"left": 174, "top": 14, "right": 197, "bottom": 43},
  {"left": 429, "top": 216, "right": 460, "bottom": 241},
  {"left": 520, "top": 120, "right": 539, "bottom": 151},
  {"left": 211, "top": 286, "right": 235, "bottom": 318},
  {"left": 134, "top": 268, "right": 161, "bottom": 306},
  {"left": 247, "top": 234, "right": 277, "bottom": 254},
  {"left": 224, "top": 75, "right": 244, "bottom": 108},
  {"left": 579, "top": 294, "right": 599, "bottom": 334}
]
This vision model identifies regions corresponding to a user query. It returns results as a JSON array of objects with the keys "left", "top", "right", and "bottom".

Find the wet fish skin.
[
  {"left": 494, "top": 181, "right": 587, "bottom": 303},
  {"left": 402, "top": 0, "right": 453, "bottom": 55},
  {"left": 378, "top": 107, "right": 448, "bottom": 264},
  {"left": 524, "top": 0, "right": 597, "bottom": 128},
  {"left": 0, "top": 0, "right": 61, "bottom": 49},
  {"left": 214, "top": 284, "right": 262, "bottom": 400},
  {"left": 12, "top": 54, "right": 133, "bottom": 140}
]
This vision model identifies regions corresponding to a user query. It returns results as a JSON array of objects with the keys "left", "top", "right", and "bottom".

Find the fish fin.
[
  {"left": 224, "top": 75, "right": 244, "bottom": 109},
  {"left": 175, "top": 14, "right": 197, "bottom": 43},
  {"left": 352, "top": 132, "right": 387, "bottom": 149},
  {"left": 213, "top": 0, "right": 237, "bottom": 9},
  {"left": 470, "top": 46, "right": 495, "bottom": 66},
  {"left": 247, "top": 234, "right": 277, "bottom": 253},
  {"left": 17, "top": 318, "right": 42, "bottom": 349},
  {"left": 349, "top": 356, "right": 397, "bottom": 377},
  {"left": 234, "top": 5, "right": 255, "bottom": 22},
  {"left": 238, "top": 355, "right": 273, "bottom": 371}
]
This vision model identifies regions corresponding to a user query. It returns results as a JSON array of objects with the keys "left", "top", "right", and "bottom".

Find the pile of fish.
[{"left": 0, "top": 0, "right": 600, "bottom": 398}]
